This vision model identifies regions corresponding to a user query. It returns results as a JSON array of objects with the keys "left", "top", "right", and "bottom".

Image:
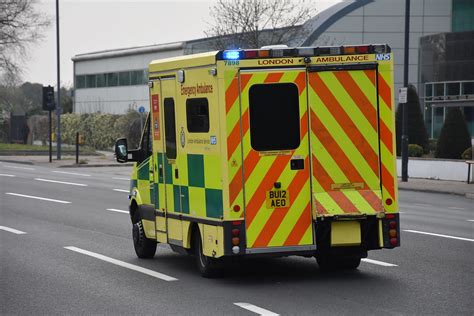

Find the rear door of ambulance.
[
  {"left": 238, "top": 69, "right": 315, "bottom": 253},
  {"left": 308, "top": 64, "right": 384, "bottom": 218}
]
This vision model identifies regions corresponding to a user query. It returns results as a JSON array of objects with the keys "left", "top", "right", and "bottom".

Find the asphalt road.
[{"left": 1, "top": 162, "right": 473, "bottom": 315}]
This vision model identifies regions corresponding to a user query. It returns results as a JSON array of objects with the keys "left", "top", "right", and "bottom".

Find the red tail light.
[
  {"left": 389, "top": 221, "right": 397, "bottom": 229},
  {"left": 232, "top": 228, "right": 240, "bottom": 237},
  {"left": 390, "top": 238, "right": 398, "bottom": 246},
  {"left": 233, "top": 205, "right": 240, "bottom": 212}
]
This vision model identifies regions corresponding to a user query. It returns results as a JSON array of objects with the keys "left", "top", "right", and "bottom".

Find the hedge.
[{"left": 28, "top": 111, "right": 144, "bottom": 150}]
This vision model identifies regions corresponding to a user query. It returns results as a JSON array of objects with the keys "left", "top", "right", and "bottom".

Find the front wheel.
[
  {"left": 132, "top": 221, "right": 157, "bottom": 258},
  {"left": 194, "top": 230, "right": 220, "bottom": 278}
]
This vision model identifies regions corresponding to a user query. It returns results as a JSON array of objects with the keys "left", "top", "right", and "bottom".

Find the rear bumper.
[{"left": 223, "top": 214, "right": 400, "bottom": 257}]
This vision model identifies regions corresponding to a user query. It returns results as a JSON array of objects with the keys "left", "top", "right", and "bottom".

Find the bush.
[
  {"left": 427, "top": 138, "right": 437, "bottom": 155},
  {"left": 461, "top": 146, "right": 473, "bottom": 160},
  {"left": 27, "top": 112, "right": 144, "bottom": 150},
  {"left": 408, "top": 144, "right": 423, "bottom": 157},
  {"left": 436, "top": 107, "right": 471, "bottom": 159},
  {"left": 395, "top": 85, "right": 429, "bottom": 155}
]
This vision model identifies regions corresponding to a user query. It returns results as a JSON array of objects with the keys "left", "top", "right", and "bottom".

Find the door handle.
[{"left": 158, "top": 164, "right": 163, "bottom": 177}]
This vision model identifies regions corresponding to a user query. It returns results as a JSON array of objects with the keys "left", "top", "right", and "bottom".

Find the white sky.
[{"left": 26, "top": 0, "right": 342, "bottom": 87}]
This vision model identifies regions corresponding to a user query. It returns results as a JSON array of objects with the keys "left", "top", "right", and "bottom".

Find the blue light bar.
[{"left": 223, "top": 50, "right": 242, "bottom": 60}]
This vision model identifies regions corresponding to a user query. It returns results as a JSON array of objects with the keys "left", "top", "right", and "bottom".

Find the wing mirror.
[{"left": 115, "top": 138, "right": 128, "bottom": 163}]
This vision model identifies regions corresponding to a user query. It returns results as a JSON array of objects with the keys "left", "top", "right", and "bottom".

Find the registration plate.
[{"left": 266, "top": 190, "right": 290, "bottom": 208}]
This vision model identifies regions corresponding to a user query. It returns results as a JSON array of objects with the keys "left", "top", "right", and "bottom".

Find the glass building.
[{"left": 419, "top": 0, "right": 474, "bottom": 138}]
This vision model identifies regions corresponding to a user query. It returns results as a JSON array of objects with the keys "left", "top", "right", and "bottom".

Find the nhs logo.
[{"left": 376, "top": 53, "right": 391, "bottom": 61}]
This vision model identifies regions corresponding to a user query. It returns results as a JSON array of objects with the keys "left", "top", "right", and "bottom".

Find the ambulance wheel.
[
  {"left": 194, "top": 230, "right": 220, "bottom": 278},
  {"left": 132, "top": 221, "right": 157, "bottom": 259},
  {"left": 316, "top": 254, "right": 361, "bottom": 271}
]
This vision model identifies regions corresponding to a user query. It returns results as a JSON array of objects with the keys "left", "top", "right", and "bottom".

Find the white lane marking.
[
  {"left": 404, "top": 230, "right": 474, "bottom": 242},
  {"left": 35, "top": 178, "right": 88, "bottom": 187},
  {"left": 413, "top": 203, "right": 432, "bottom": 207},
  {"left": 0, "top": 174, "right": 16, "bottom": 177},
  {"left": 112, "top": 177, "right": 129, "bottom": 181},
  {"left": 52, "top": 170, "right": 91, "bottom": 177},
  {"left": 107, "top": 208, "right": 128, "bottom": 214},
  {"left": 448, "top": 206, "right": 465, "bottom": 210},
  {"left": 0, "top": 226, "right": 27, "bottom": 234},
  {"left": 5, "top": 193, "right": 71, "bottom": 204},
  {"left": 113, "top": 189, "right": 129, "bottom": 193},
  {"left": 467, "top": 220, "right": 474, "bottom": 222},
  {"left": 234, "top": 303, "right": 279, "bottom": 316},
  {"left": 361, "top": 258, "right": 398, "bottom": 267},
  {"left": 64, "top": 246, "right": 177, "bottom": 281},
  {"left": 3, "top": 165, "right": 34, "bottom": 170}
]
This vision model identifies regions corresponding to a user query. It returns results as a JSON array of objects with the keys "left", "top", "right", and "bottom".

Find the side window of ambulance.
[
  {"left": 164, "top": 98, "right": 177, "bottom": 160},
  {"left": 248, "top": 83, "right": 300, "bottom": 151},
  {"left": 138, "top": 114, "right": 152, "bottom": 163},
  {"left": 186, "top": 98, "right": 209, "bottom": 133}
]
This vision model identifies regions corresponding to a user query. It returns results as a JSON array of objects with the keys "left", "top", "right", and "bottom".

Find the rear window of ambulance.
[{"left": 248, "top": 83, "right": 300, "bottom": 151}]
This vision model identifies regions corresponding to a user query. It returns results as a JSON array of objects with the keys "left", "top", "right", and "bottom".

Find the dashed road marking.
[
  {"left": 107, "top": 208, "right": 128, "bottom": 214},
  {"left": 0, "top": 174, "right": 16, "bottom": 177},
  {"left": 3, "top": 165, "right": 34, "bottom": 170},
  {"left": 112, "top": 177, "right": 129, "bottom": 181},
  {"left": 5, "top": 192, "right": 71, "bottom": 204},
  {"left": 35, "top": 178, "right": 88, "bottom": 187},
  {"left": 234, "top": 303, "right": 279, "bottom": 316},
  {"left": 64, "top": 246, "right": 178, "bottom": 281},
  {"left": 413, "top": 203, "right": 432, "bottom": 207},
  {"left": 467, "top": 220, "right": 474, "bottom": 222},
  {"left": 448, "top": 206, "right": 465, "bottom": 210},
  {"left": 404, "top": 229, "right": 474, "bottom": 242},
  {"left": 52, "top": 171, "right": 91, "bottom": 177},
  {"left": 361, "top": 258, "right": 398, "bottom": 267},
  {"left": 113, "top": 189, "right": 129, "bottom": 193},
  {"left": 0, "top": 226, "right": 27, "bottom": 234}
]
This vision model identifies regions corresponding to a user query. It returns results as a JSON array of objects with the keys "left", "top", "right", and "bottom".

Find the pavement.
[{"left": 1, "top": 153, "right": 473, "bottom": 198}]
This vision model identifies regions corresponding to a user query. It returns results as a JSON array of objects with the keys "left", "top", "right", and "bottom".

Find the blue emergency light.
[{"left": 223, "top": 50, "right": 242, "bottom": 60}]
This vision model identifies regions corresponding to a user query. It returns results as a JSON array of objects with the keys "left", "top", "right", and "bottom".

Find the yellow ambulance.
[{"left": 115, "top": 44, "right": 400, "bottom": 277}]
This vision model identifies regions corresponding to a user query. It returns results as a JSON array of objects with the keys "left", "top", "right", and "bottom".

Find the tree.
[
  {"left": 435, "top": 107, "right": 471, "bottom": 159},
  {"left": 0, "top": 0, "right": 50, "bottom": 83},
  {"left": 395, "top": 84, "right": 429, "bottom": 155},
  {"left": 205, "top": 0, "right": 314, "bottom": 50}
]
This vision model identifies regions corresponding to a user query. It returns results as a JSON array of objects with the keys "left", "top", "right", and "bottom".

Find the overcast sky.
[{"left": 26, "top": 0, "right": 342, "bottom": 87}]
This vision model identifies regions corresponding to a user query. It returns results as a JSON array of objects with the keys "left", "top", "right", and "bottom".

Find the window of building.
[
  {"left": 186, "top": 98, "right": 209, "bottom": 133},
  {"left": 96, "top": 73, "right": 106, "bottom": 88},
  {"left": 76, "top": 75, "right": 86, "bottom": 89},
  {"left": 164, "top": 98, "right": 177, "bottom": 160},
  {"left": 462, "top": 81, "right": 474, "bottom": 95},
  {"left": 248, "top": 83, "right": 300, "bottom": 151},
  {"left": 119, "top": 71, "right": 130, "bottom": 86},
  {"left": 86, "top": 75, "right": 96, "bottom": 88},
  {"left": 131, "top": 70, "right": 146, "bottom": 85},
  {"left": 107, "top": 72, "right": 118, "bottom": 87}
]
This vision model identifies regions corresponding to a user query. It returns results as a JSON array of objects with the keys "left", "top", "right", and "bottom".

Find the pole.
[
  {"left": 56, "top": 0, "right": 61, "bottom": 160},
  {"left": 48, "top": 110, "right": 52, "bottom": 163},
  {"left": 76, "top": 132, "right": 79, "bottom": 165},
  {"left": 401, "top": 0, "right": 410, "bottom": 182}
]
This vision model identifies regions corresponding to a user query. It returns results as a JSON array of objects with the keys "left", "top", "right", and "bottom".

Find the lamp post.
[
  {"left": 56, "top": 0, "right": 61, "bottom": 160},
  {"left": 401, "top": 0, "right": 410, "bottom": 182}
]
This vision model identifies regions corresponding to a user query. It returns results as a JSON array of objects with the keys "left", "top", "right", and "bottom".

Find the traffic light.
[{"left": 42, "top": 86, "right": 55, "bottom": 111}]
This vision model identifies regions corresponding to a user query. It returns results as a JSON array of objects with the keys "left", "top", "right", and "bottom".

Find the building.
[{"left": 72, "top": 0, "right": 473, "bottom": 137}]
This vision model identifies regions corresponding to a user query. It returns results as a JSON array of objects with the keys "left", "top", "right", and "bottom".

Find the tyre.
[
  {"left": 194, "top": 229, "right": 220, "bottom": 278},
  {"left": 132, "top": 221, "right": 157, "bottom": 259},
  {"left": 316, "top": 254, "right": 361, "bottom": 271}
]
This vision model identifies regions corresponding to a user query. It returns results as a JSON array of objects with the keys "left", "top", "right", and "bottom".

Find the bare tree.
[
  {"left": 0, "top": 0, "right": 50, "bottom": 84},
  {"left": 205, "top": 0, "right": 315, "bottom": 50}
]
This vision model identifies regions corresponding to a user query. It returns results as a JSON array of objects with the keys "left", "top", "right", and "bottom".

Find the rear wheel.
[
  {"left": 316, "top": 254, "right": 361, "bottom": 271},
  {"left": 194, "top": 229, "right": 220, "bottom": 278},
  {"left": 132, "top": 221, "right": 157, "bottom": 258}
]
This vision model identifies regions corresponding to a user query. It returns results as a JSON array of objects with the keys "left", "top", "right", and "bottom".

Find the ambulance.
[{"left": 115, "top": 44, "right": 400, "bottom": 277}]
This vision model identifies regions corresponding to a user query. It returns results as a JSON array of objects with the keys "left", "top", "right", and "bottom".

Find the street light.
[
  {"left": 56, "top": 0, "right": 61, "bottom": 160},
  {"left": 401, "top": 0, "right": 410, "bottom": 182}
]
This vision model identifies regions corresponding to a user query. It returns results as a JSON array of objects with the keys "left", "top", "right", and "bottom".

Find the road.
[{"left": 1, "top": 162, "right": 473, "bottom": 315}]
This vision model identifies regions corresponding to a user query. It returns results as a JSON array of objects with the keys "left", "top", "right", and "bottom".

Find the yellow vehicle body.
[{"left": 121, "top": 45, "right": 400, "bottom": 270}]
